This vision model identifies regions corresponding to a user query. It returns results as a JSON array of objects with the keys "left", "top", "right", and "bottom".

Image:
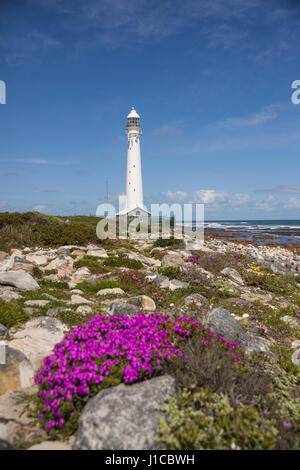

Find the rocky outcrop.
[
  {"left": 221, "top": 267, "right": 244, "bottom": 285},
  {"left": 106, "top": 301, "right": 140, "bottom": 316},
  {"left": 126, "top": 295, "right": 156, "bottom": 311},
  {"left": 0, "top": 271, "right": 39, "bottom": 290},
  {"left": 206, "top": 307, "right": 271, "bottom": 355},
  {"left": 73, "top": 375, "right": 177, "bottom": 450}
]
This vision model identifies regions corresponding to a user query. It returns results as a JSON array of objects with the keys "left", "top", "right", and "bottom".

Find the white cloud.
[
  {"left": 220, "top": 109, "right": 277, "bottom": 128},
  {"left": 192, "top": 190, "right": 249, "bottom": 207},
  {"left": 256, "top": 184, "right": 300, "bottom": 194},
  {"left": 33, "top": 204, "right": 46, "bottom": 212},
  {"left": 283, "top": 197, "right": 300, "bottom": 209},
  {"left": 163, "top": 191, "right": 188, "bottom": 202},
  {"left": 255, "top": 195, "right": 278, "bottom": 211},
  {"left": 162, "top": 189, "right": 249, "bottom": 207}
]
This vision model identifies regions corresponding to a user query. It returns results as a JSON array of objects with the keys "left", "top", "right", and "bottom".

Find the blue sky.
[{"left": 1, "top": 0, "right": 300, "bottom": 219}]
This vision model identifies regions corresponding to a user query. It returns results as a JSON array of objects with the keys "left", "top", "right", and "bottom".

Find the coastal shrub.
[
  {"left": 73, "top": 256, "right": 108, "bottom": 274},
  {"left": 34, "top": 313, "right": 244, "bottom": 437},
  {"left": 76, "top": 279, "right": 120, "bottom": 295},
  {"left": 0, "top": 211, "right": 102, "bottom": 251},
  {"left": 244, "top": 271, "right": 296, "bottom": 296},
  {"left": 0, "top": 299, "right": 29, "bottom": 328},
  {"left": 159, "top": 388, "right": 277, "bottom": 450},
  {"left": 103, "top": 256, "right": 143, "bottom": 270},
  {"left": 153, "top": 237, "right": 184, "bottom": 249},
  {"left": 186, "top": 252, "right": 246, "bottom": 275},
  {"left": 158, "top": 266, "right": 180, "bottom": 279},
  {"left": 210, "top": 279, "right": 240, "bottom": 298}
]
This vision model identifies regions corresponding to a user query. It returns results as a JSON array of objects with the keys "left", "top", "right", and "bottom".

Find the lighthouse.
[{"left": 117, "top": 107, "right": 150, "bottom": 223}]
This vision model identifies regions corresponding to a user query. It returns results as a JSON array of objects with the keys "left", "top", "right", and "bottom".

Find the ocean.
[{"left": 179, "top": 220, "right": 300, "bottom": 245}]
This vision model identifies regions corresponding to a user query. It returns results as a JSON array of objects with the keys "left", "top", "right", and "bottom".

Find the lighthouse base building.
[{"left": 117, "top": 107, "right": 150, "bottom": 225}]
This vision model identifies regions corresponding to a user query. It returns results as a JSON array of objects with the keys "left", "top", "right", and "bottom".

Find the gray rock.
[
  {"left": 145, "top": 273, "right": 170, "bottom": 289},
  {"left": 221, "top": 267, "right": 244, "bottom": 285},
  {"left": 0, "top": 386, "right": 47, "bottom": 447},
  {"left": 281, "top": 316, "right": 300, "bottom": 329},
  {"left": 0, "top": 271, "right": 39, "bottom": 291},
  {"left": 206, "top": 307, "right": 246, "bottom": 344},
  {"left": 206, "top": 307, "right": 271, "bottom": 355},
  {"left": 24, "top": 300, "right": 50, "bottom": 307},
  {"left": 96, "top": 287, "right": 125, "bottom": 297},
  {"left": 0, "top": 323, "right": 8, "bottom": 338},
  {"left": 0, "top": 438, "right": 15, "bottom": 450},
  {"left": 12, "top": 256, "right": 34, "bottom": 273},
  {"left": 76, "top": 305, "right": 93, "bottom": 314},
  {"left": 126, "top": 295, "right": 156, "bottom": 311},
  {"left": 74, "top": 375, "right": 177, "bottom": 450},
  {"left": 0, "top": 252, "right": 8, "bottom": 262},
  {"left": 184, "top": 293, "right": 208, "bottom": 308},
  {"left": 169, "top": 279, "right": 189, "bottom": 290},
  {"left": 0, "top": 286, "right": 21, "bottom": 302},
  {"left": 28, "top": 441, "right": 72, "bottom": 450},
  {"left": 71, "top": 294, "right": 92, "bottom": 305},
  {"left": 106, "top": 301, "right": 140, "bottom": 316},
  {"left": 291, "top": 349, "right": 300, "bottom": 366},
  {"left": 46, "top": 307, "right": 71, "bottom": 317},
  {"left": 161, "top": 253, "right": 185, "bottom": 268}
]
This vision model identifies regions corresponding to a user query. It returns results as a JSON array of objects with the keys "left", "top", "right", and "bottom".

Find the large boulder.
[
  {"left": 184, "top": 293, "right": 208, "bottom": 309},
  {"left": 74, "top": 375, "right": 177, "bottom": 450},
  {"left": 161, "top": 253, "right": 185, "bottom": 268},
  {"left": 169, "top": 279, "right": 189, "bottom": 290},
  {"left": 7, "top": 317, "right": 68, "bottom": 375},
  {"left": 96, "top": 288, "right": 125, "bottom": 297},
  {"left": 0, "top": 386, "right": 48, "bottom": 447},
  {"left": 0, "top": 286, "right": 21, "bottom": 301},
  {"left": 0, "top": 324, "right": 8, "bottom": 338},
  {"left": 291, "top": 349, "right": 300, "bottom": 366},
  {"left": 146, "top": 273, "right": 170, "bottom": 289},
  {"left": 221, "top": 267, "right": 244, "bottom": 285},
  {"left": 0, "top": 271, "right": 39, "bottom": 290},
  {"left": 126, "top": 295, "right": 156, "bottom": 311},
  {"left": 86, "top": 248, "right": 108, "bottom": 258},
  {"left": 0, "top": 438, "right": 15, "bottom": 450},
  {"left": 25, "top": 254, "right": 48, "bottom": 266},
  {"left": 0, "top": 346, "right": 34, "bottom": 395},
  {"left": 106, "top": 301, "right": 140, "bottom": 316},
  {"left": 71, "top": 294, "right": 92, "bottom": 305},
  {"left": 206, "top": 308, "right": 270, "bottom": 355}
]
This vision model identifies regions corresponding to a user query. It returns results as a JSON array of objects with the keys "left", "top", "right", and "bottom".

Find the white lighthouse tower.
[{"left": 118, "top": 107, "right": 150, "bottom": 222}]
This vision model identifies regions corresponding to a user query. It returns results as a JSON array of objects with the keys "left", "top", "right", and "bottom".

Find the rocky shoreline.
[{"left": 0, "top": 234, "right": 299, "bottom": 450}]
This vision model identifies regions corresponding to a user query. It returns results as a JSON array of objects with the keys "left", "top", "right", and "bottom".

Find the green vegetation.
[
  {"left": 158, "top": 266, "right": 180, "bottom": 279},
  {"left": 0, "top": 212, "right": 102, "bottom": 251},
  {"left": 152, "top": 237, "right": 184, "bottom": 249},
  {"left": 103, "top": 256, "right": 143, "bottom": 270},
  {"left": 244, "top": 271, "right": 297, "bottom": 296},
  {"left": 159, "top": 388, "right": 277, "bottom": 450},
  {"left": 0, "top": 299, "right": 29, "bottom": 328},
  {"left": 73, "top": 255, "right": 109, "bottom": 274},
  {"left": 76, "top": 279, "right": 121, "bottom": 295}
]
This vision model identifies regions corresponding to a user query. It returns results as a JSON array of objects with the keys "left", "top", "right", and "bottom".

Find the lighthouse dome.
[{"left": 127, "top": 107, "right": 140, "bottom": 119}]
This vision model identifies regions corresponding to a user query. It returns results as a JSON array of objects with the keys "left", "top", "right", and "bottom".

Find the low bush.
[
  {"left": 73, "top": 256, "right": 109, "bottom": 274},
  {"left": 76, "top": 279, "right": 121, "bottom": 295},
  {"left": 159, "top": 388, "right": 277, "bottom": 450},
  {"left": 0, "top": 299, "right": 29, "bottom": 328},
  {"left": 103, "top": 256, "right": 143, "bottom": 270},
  {"left": 158, "top": 266, "right": 180, "bottom": 279},
  {"left": 153, "top": 237, "right": 184, "bottom": 249}
]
